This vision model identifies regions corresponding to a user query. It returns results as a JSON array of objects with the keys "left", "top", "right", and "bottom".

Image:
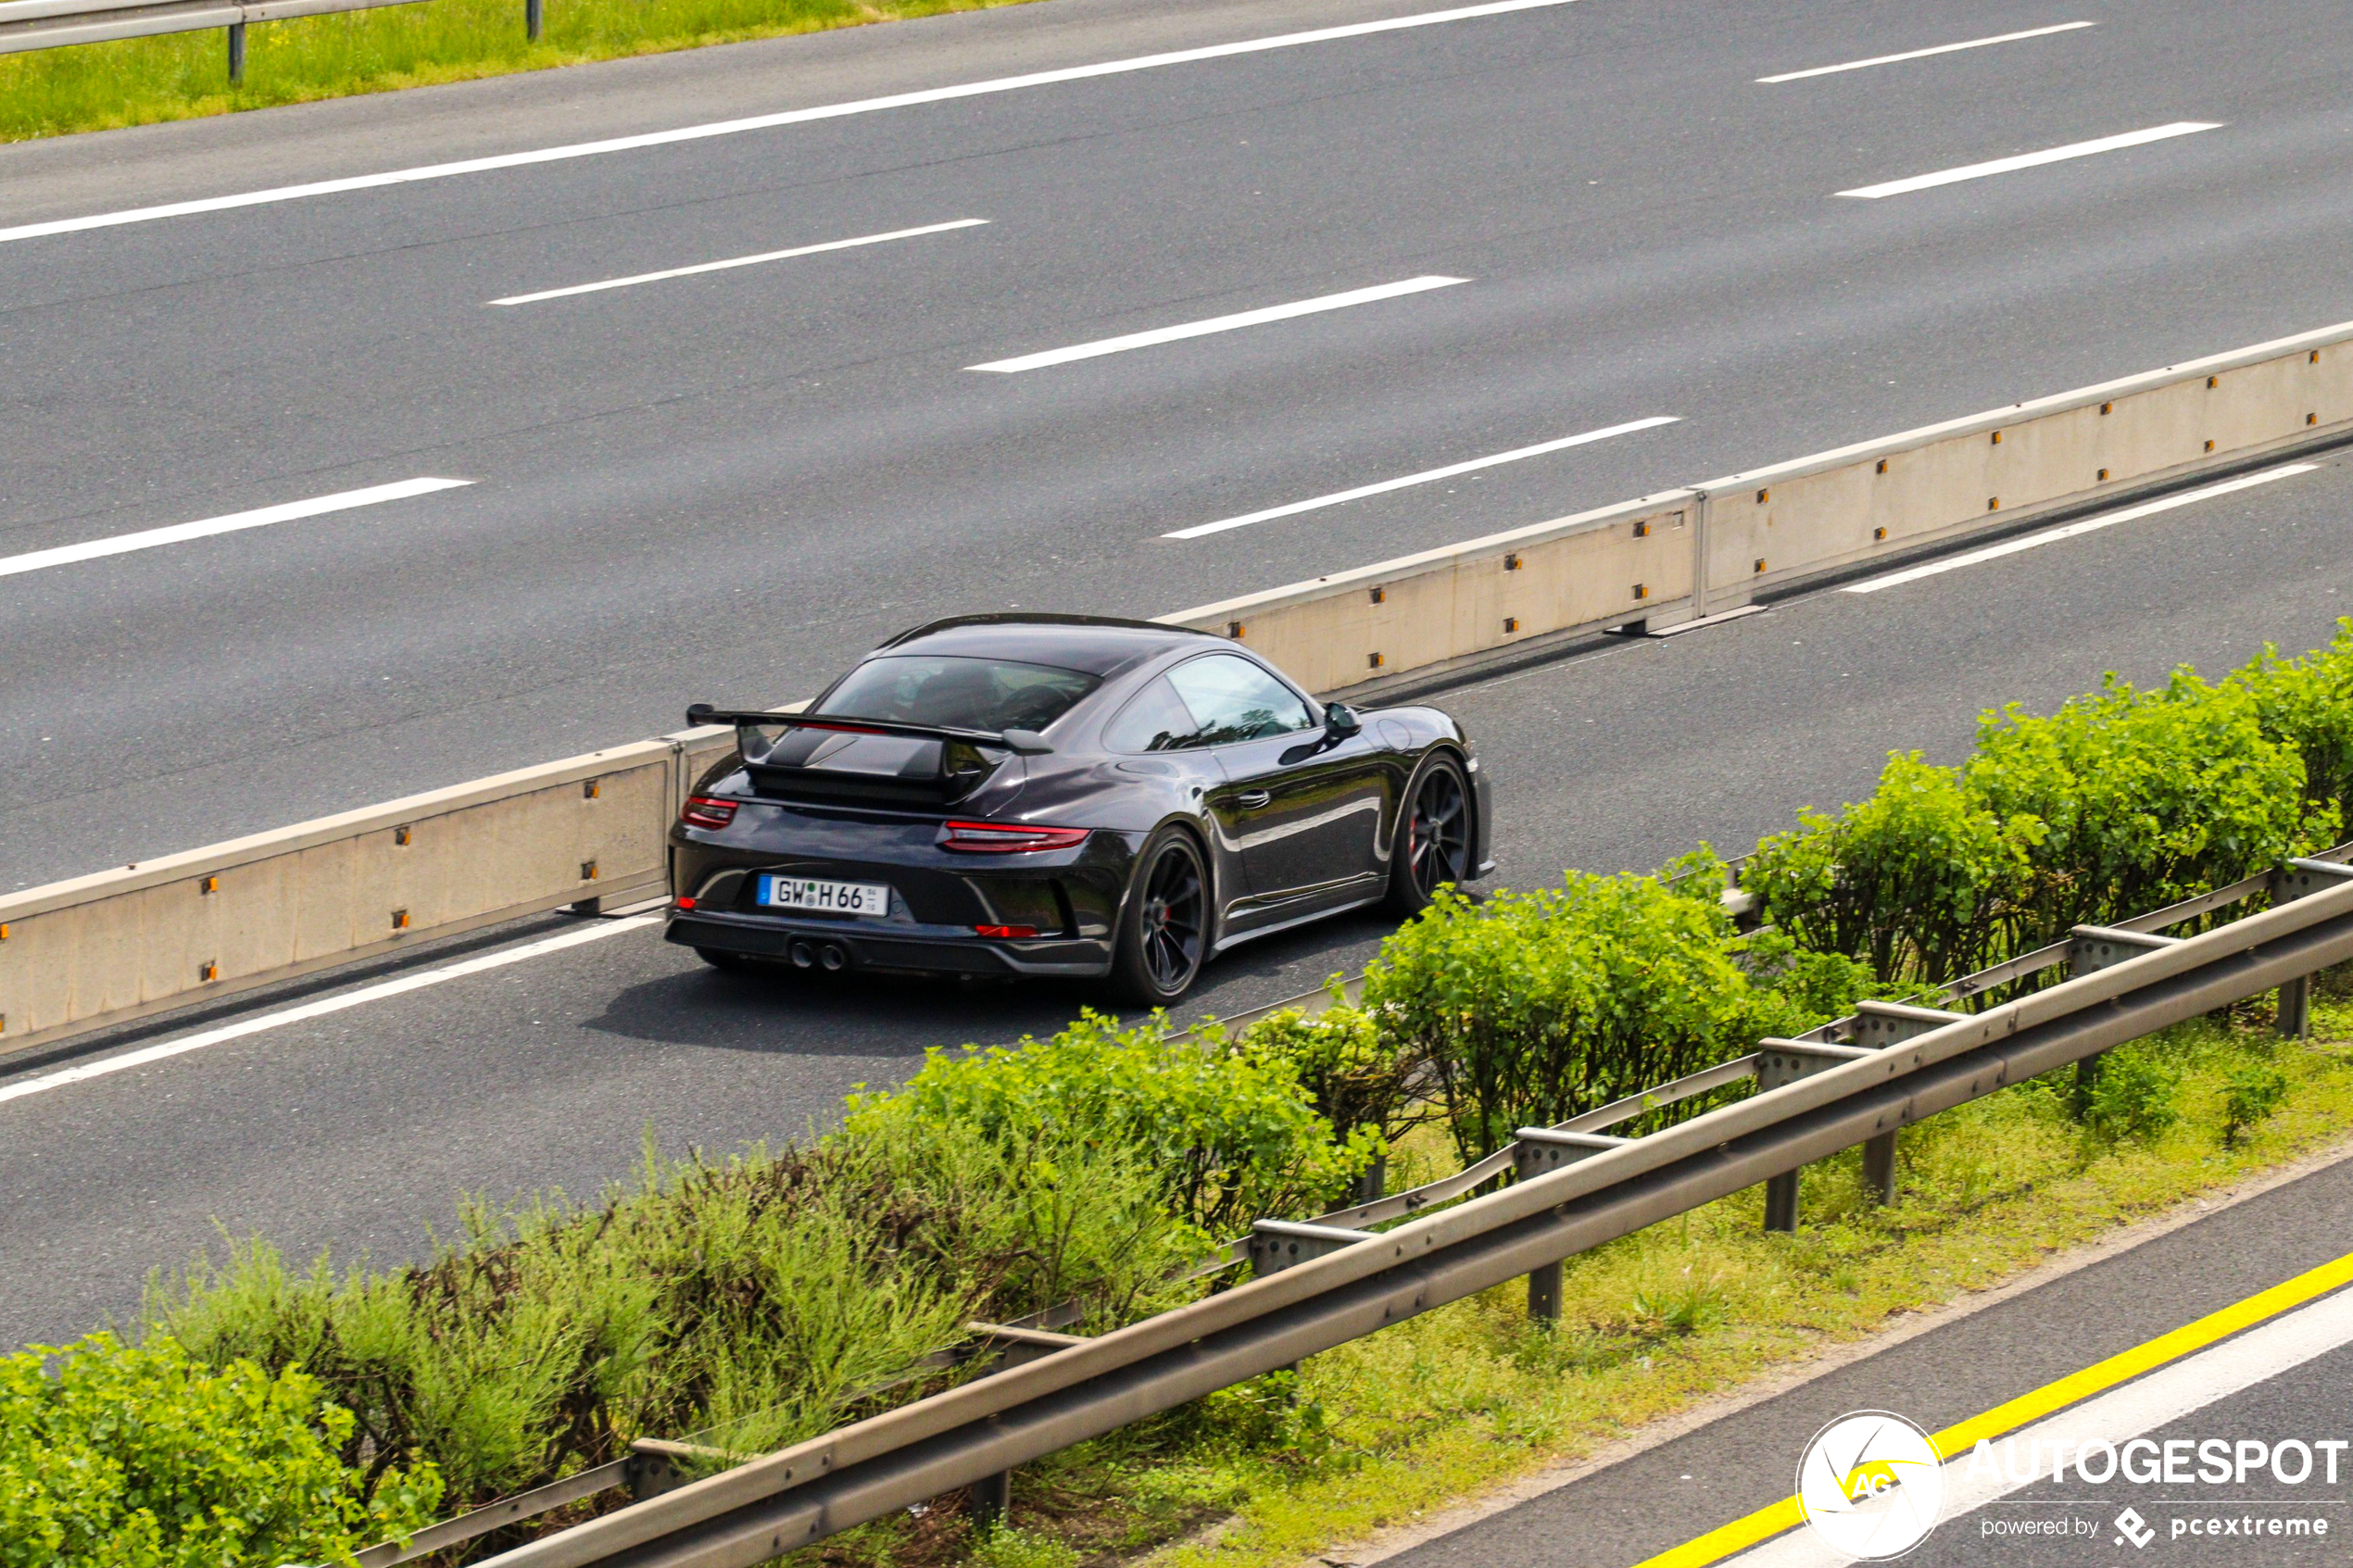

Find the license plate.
[{"left": 759, "top": 875, "right": 891, "bottom": 917}]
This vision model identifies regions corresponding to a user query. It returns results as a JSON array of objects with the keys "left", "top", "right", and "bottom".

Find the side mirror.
[
  {"left": 998, "top": 728, "right": 1053, "bottom": 755},
  {"left": 1324, "top": 702, "right": 1363, "bottom": 738}
]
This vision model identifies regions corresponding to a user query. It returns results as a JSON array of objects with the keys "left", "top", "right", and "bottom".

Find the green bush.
[
  {"left": 1231, "top": 996, "right": 1428, "bottom": 1151},
  {"left": 0, "top": 1334, "right": 438, "bottom": 1568},
  {"left": 1362, "top": 860, "right": 1874, "bottom": 1163},
  {"left": 152, "top": 1116, "right": 1199, "bottom": 1510},
  {"left": 2228, "top": 622, "right": 2353, "bottom": 827},
  {"left": 1965, "top": 670, "right": 2331, "bottom": 946},
  {"left": 2080, "top": 1048, "right": 2181, "bottom": 1144},
  {"left": 1744, "top": 752, "right": 2034, "bottom": 985},
  {"left": 846, "top": 1009, "right": 1376, "bottom": 1237},
  {"left": 2222, "top": 1061, "right": 2290, "bottom": 1146}
]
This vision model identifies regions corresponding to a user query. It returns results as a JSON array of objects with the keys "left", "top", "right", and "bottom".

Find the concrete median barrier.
[
  {"left": 0, "top": 736, "right": 700, "bottom": 1057},
  {"left": 9, "top": 320, "right": 2351, "bottom": 1060},
  {"left": 1163, "top": 318, "right": 2353, "bottom": 695}
]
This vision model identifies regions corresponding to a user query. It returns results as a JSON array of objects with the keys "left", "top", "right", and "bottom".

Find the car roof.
[{"left": 872, "top": 614, "right": 1224, "bottom": 678}]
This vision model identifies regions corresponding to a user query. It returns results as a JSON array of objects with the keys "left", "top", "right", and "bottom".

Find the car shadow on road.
[{"left": 581, "top": 909, "right": 1402, "bottom": 1058}]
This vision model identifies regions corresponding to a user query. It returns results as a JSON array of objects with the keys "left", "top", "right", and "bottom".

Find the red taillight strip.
[
  {"left": 940, "top": 820, "right": 1089, "bottom": 853},
  {"left": 681, "top": 796, "right": 738, "bottom": 829}
]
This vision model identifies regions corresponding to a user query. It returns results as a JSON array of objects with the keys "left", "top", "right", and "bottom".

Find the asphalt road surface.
[
  {"left": 6, "top": 436, "right": 2350, "bottom": 1349},
  {"left": 6, "top": 0, "right": 2353, "bottom": 889}
]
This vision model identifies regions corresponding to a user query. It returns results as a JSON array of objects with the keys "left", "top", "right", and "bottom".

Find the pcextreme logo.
[{"left": 1796, "top": 1411, "right": 1946, "bottom": 1560}]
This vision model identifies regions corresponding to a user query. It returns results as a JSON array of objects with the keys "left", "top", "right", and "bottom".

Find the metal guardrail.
[
  {"left": 0, "top": 0, "right": 431, "bottom": 75},
  {"left": 10, "top": 320, "right": 2351, "bottom": 1064},
  {"left": 0, "top": 0, "right": 560, "bottom": 78},
  {"left": 334, "top": 843, "right": 2353, "bottom": 1566}
]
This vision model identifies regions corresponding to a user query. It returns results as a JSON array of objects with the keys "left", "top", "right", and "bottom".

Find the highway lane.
[
  {"left": 5, "top": 439, "right": 2348, "bottom": 1351},
  {"left": 1375, "top": 1145, "right": 2353, "bottom": 1568},
  {"left": 6, "top": 0, "right": 2353, "bottom": 888}
]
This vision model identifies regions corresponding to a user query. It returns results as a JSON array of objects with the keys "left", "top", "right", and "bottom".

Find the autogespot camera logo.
[{"left": 1796, "top": 1411, "right": 1946, "bottom": 1560}]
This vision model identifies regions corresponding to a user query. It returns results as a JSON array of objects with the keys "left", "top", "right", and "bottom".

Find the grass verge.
[
  {"left": 0, "top": 0, "right": 1041, "bottom": 144},
  {"left": 788, "top": 987, "right": 2353, "bottom": 1568}
]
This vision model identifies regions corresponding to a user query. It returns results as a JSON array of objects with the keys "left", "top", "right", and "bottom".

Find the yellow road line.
[{"left": 1629, "top": 1247, "right": 2353, "bottom": 1568}]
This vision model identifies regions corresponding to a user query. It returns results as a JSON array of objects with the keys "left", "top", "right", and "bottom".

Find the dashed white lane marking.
[
  {"left": 969, "top": 275, "right": 1467, "bottom": 373},
  {"left": 489, "top": 218, "right": 989, "bottom": 305},
  {"left": 1841, "top": 464, "right": 2316, "bottom": 594},
  {"left": 0, "top": 916, "right": 659, "bottom": 1107},
  {"left": 1756, "top": 21, "right": 2095, "bottom": 84},
  {"left": 1836, "top": 121, "right": 2222, "bottom": 199},
  {"left": 0, "top": 477, "right": 474, "bottom": 581},
  {"left": 0, "top": 0, "right": 1579, "bottom": 247},
  {"left": 1164, "top": 416, "right": 1679, "bottom": 538}
]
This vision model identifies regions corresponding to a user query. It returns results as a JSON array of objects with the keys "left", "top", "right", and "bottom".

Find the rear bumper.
[{"left": 665, "top": 909, "right": 1113, "bottom": 977}]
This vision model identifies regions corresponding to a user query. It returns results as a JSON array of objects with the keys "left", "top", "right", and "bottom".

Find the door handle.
[{"left": 1236, "top": 790, "right": 1271, "bottom": 809}]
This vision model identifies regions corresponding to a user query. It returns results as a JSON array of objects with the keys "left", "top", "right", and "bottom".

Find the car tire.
[
  {"left": 1109, "top": 827, "right": 1212, "bottom": 1006},
  {"left": 1385, "top": 754, "right": 1474, "bottom": 918}
]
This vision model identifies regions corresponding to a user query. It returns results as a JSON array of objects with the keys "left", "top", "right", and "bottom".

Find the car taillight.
[
  {"left": 939, "top": 821, "right": 1089, "bottom": 853},
  {"left": 681, "top": 796, "right": 738, "bottom": 829},
  {"left": 974, "top": 923, "right": 1039, "bottom": 938},
  {"left": 675, "top": 896, "right": 697, "bottom": 911}
]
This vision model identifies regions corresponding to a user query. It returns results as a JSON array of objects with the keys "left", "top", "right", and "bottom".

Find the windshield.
[{"left": 815, "top": 655, "right": 1100, "bottom": 733}]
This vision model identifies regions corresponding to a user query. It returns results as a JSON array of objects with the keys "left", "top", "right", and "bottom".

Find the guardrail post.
[
  {"left": 2066, "top": 926, "right": 2184, "bottom": 1110},
  {"left": 1352, "top": 1155, "right": 1387, "bottom": 1205},
  {"left": 1845, "top": 1002, "right": 1967, "bottom": 1205},
  {"left": 226, "top": 19, "right": 245, "bottom": 81},
  {"left": 1249, "top": 1221, "right": 1373, "bottom": 1371},
  {"left": 1753, "top": 1039, "right": 1873, "bottom": 1231},
  {"left": 524, "top": 0, "right": 541, "bottom": 36},
  {"left": 956, "top": 1323, "right": 1087, "bottom": 1527},
  {"left": 2271, "top": 859, "right": 2353, "bottom": 1037},
  {"left": 1512, "top": 1128, "right": 1628, "bottom": 1320}
]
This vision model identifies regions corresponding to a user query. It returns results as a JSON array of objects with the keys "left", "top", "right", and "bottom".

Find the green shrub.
[
  {"left": 1232, "top": 997, "right": 1428, "bottom": 1150},
  {"left": 845, "top": 1009, "right": 1375, "bottom": 1237},
  {"left": 2080, "top": 1048, "right": 2181, "bottom": 1143},
  {"left": 151, "top": 1116, "right": 1199, "bottom": 1509},
  {"left": 1743, "top": 752, "right": 2034, "bottom": 985},
  {"left": 1362, "top": 861, "right": 1870, "bottom": 1163},
  {"left": 0, "top": 1334, "right": 438, "bottom": 1568},
  {"left": 1965, "top": 670, "right": 2331, "bottom": 946},
  {"left": 2228, "top": 622, "right": 2353, "bottom": 826},
  {"left": 2222, "top": 1061, "right": 2290, "bottom": 1146}
]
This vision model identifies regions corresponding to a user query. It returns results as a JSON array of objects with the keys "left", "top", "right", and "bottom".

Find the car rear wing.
[{"left": 684, "top": 706, "right": 1052, "bottom": 756}]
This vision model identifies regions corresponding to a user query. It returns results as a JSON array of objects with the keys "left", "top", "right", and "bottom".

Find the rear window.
[{"left": 815, "top": 655, "right": 1099, "bottom": 733}]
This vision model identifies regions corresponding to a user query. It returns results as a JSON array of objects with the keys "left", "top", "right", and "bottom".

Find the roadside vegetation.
[
  {"left": 0, "top": 0, "right": 1042, "bottom": 144},
  {"left": 7, "top": 624, "right": 2353, "bottom": 1567}
]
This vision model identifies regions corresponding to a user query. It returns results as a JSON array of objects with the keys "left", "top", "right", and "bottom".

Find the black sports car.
[{"left": 664, "top": 614, "right": 1493, "bottom": 1003}]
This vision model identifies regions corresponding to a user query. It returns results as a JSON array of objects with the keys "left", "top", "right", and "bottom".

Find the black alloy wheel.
[
  {"left": 1112, "top": 830, "right": 1209, "bottom": 1004},
  {"left": 1387, "top": 758, "right": 1470, "bottom": 915}
]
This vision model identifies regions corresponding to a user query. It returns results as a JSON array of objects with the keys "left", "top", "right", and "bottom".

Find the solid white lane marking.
[
  {"left": 969, "top": 275, "right": 1467, "bottom": 373},
  {"left": 1721, "top": 1284, "right": 2353, "bottom": 1565},
  {"left": 1842, "top": 464, "right": 2316, "bottom": 594},
  {"left": 1164, "top": 416, "right": 1680, "bottom": 538},
  {"left": 1836, "top": 120, "right": 2222, "bottom": 198},
  {"left": 0, "top": 0, "right": 1579, "bottom": 247},
  {"left": 1756, "top": 21, "right": 2095, "bottom": 83},
  {"left": 0, "top": 477, "right": 474, "bottom": 581},
  {"left": 488, "top": 218, "right": 989, "bottom": 305},
  {"left": 0, "top": 915, "right": 660, "bottom": 1107}
]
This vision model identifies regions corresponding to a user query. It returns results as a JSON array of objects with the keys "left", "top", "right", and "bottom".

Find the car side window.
[
  {"left": 1164, "top": 655, "right": 1318, "bottom": 746},
  {"left": 1102, "top": 675, "right": 1203, "bottom": 753}
]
